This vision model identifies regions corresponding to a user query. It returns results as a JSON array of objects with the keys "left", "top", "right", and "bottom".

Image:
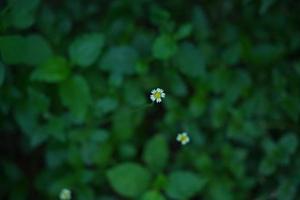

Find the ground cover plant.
[{"left": 0, "top": 0, "right": 300, "bottom": 199}]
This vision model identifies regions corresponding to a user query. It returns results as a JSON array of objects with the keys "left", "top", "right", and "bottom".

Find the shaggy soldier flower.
[
  {"left": 150, "top": 88, "right": 166, "bottom": 103},
  {"left": 59, "top": 188, "right": 71, "bottom": 200},
  {"left": 176, "top": 132, "right": 190, "bottom": 145}
]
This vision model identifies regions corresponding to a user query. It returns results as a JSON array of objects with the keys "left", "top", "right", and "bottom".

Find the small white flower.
[
  {"left": 176, "top": 132, "right": 190, "bottom": 145},
  {"left": 59, "top": 188, "right": 71, "bottom": 200},
  {"left": 150, "top": 88, "right": 166, "bottom": 103}
]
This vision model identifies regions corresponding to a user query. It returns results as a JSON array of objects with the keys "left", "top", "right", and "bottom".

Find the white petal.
[
  {"left": 150, "top": 95, "right": 155, "bottom": 101},
  {"left": 151, "top": 89, "right": 156, "bottom": 94},
  {"left": 161, "top": 93, "right": 166, "bottom": 98}
]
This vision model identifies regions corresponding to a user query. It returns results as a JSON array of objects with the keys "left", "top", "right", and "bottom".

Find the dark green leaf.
[
  {"left": 142, "top": 191, "right": 166, "bottom": 200},
  {"left": 0, "top": 35, "right": 53, "bottom": 66},
  {"left": 175, "top": 23, "right": 193, "bottom": 40},
  {"left": 107, "top": 163, "right": 151, "bottom": 198},
  {"left": 143, "top": 135, "right": 169, "bottom": 172},
  {"left": 152, "top": 34, "right": 177, "bottom": 60},
  {"left": 8, "top": 0, "right": 41, "bottom": 29},
  {"left": 100, "top": 45, "right": 138, "bottom": 75},
  {"left": 0, "top": 35, "right": 27, "bottom": 64},
  {"left": 59, "top": 75, "right": 91, "bottom": 122},
  {"left": 69, "top": 33, "right": 104, "bottom": 67},
  {"left": 165, "top": 171, "right": 205, "bottom": 199},
  {"left": 174, "top": 42, "right": 205, "bottom": 77},
  {"left": 31, "top": 56, "right": 70, "bottom": 82}
]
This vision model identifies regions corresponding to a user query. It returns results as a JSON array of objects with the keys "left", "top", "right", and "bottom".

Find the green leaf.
[
  {"left": 260, "top": 0, "right": 277, "bottom": 14},
  {"left": 279, "top": 133, "right": 298, "bottom": 155},
  {"left": 247, "top": 43, "right": 284, "bottom": 65},
  {"left": 0, "top": 35, "right": 53, "bottom": 66},
  {"left": 0, "top": 35, "right": 27, "bottom": 64},
  {"left": 276, "top": 179, "right": 297, "bottom": 200},
  {"left": 59, "top": 75, "right": 91, "bottom": 122},
  {"left": 69, "top": 33, "right": 104, "bottom": 67},
  {"left": 174, "top": 42, "right": 205, "bottom": 77},
  {"left": 142, "top": 191, "right": 166, "bottom": 200},
  {"left": 192, "top": 6, "right": 210, "bottom": 40},
  {"left": 107, "top": 162, "right": 151, "bottom": 198},
  {"left": 165, "top": 171, "right": 205, "bottom": 200},
  {"left": 24, "top": 35, "right": 53, "bottom": 66},
  {"left": 152, "top": 34, "right": 177, "bottom": 60},
  {"left": 8, "top": 0, "right": 41, "bottom": 29},
  {"left": 100, "top": 45, "right": 138, "bottom": 75},
  {"left": 208, "top": 181, "right": 234, "bottom": 200},
  {"left": 143, "top": 135, "right": 169, "bottom": 172},
  {"left": 0, "top": 62, "right": 5, "bottom": 86},
  {"left": 175, "top": 23, "right": 193, "bottom": 40},
  {"left": 31, "top": 56, "right": 70, "bottom": 82}
]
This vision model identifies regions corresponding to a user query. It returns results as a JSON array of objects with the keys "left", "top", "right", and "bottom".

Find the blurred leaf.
[
  {"left": 208, "top": 180, "right": 234, "bottom": 200},
  {"left": 276, "top": 179, "right": 298, "bottom": 200},
  {"left": 246, "top": 43, "right": 284, "bottom": 65},
  {"left": 107, "top": 162, "right": 151, "bottom": 198},
  {"left": 260, "top": 0, "right": 277, "bottom": 14},
  {"left": 142, "top": 191, "right": 166, "bottom": 200},
  {"left": 279, "top": 133, "right": 298, "bottom": 155},
  {"left": 143, "top": 135, "right": 169, "bottom": 172},
  {"left": 118, "top": 143, "right": 137, "bottom": 159},
  {"left": 100, "top": 45, "right": 138, "bottom": 75},
  {"left": 46, "top": 147, "right": 67, "bottom": 169},
  {"left": 59, "top": 75, "right": 91, "bottom": 122},
  {"left": 27, "top": 87, "right": 50, "bottom": 115},
  {"left": 8, "top": 0, "right": 40, "bottom": 29},
  {"left": 192, "top": 6, "right": 210, "bottom": 39},
  {"left": 175, "top": 23, "right": 193, "bottom": 40},
  {"left": 165, "top": 171, "right": 205, "bottom": 199},
  {"left": 25, "top": 35, "right": 53, "bottom": 66},
  {"left": 112, "top": 107, "right": 137, "bottom": 141},
  {"left": 69, "top": 33, "right": 104, "bottom": 67},
  {"left": 152, "top": 34, "right": 177, "bottom": 60},
  {"left": 31, "top": 56, "right": 70, "bottom": 82},
  {"left": 0, "top": 35, "right": 27, "bottom": 64},
  {"left": 95, "top": 97, "right": 118, "bottom": 117},
  {"left": 221, "top": 43, "right": 241, "bottom": 66},
  {"left": 174, "top": 42, "right": 205, "bottom": 77},
  {"left": 43, "top": 116, "right": 66, "bottom": 141},
  {"left": 150, "top": 5, "right": 171, "bottom": 28},
  {"left": 0, "top": 35, "right": 53, "bottom": 66}
]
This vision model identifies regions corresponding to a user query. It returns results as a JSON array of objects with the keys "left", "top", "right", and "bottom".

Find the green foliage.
[
  {"left": 7, "top": 0, "right": 41, "bottom": 29},
  {"left": 0, "top": 35, "right": 52, "bottom": 65},
  {"left": 142, "top": 191, "right": 166, "bottom": 200},
  {"left": 152, "top": 34, "right": 177, "bottom": 60},
  {"left": 31, "top": 56, "right": 70, "bottom": 82},
  {"left": 59, "top": 75, "right": 91, "bottom": 122},
  {"left": 1, "top": 1, "right": 300, "bottom": 200},
  {"left": 107, "top": 163, "right": 151, "bottom": 198},
  {"left": 166, "top": 171, "right": 206, "bottom": 199},
  {"left": 143, "top": 134, "right": 169, "bottom": 172},
  {"left": 69, "top": 33, "right": 104, "bottom": 68}
]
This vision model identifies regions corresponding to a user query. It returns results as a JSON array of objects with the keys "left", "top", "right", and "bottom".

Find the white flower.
[
  {"left": 59, "top": 188, "right": 71, "bottom": 200},
  {"left": 176, "top": 132, "right": 190, "bottom": 145},
  {"left": 150, "top": 88, "right": 166, "bottom": 103}
]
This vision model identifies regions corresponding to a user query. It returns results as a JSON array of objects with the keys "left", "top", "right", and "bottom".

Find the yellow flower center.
[
  {"left": 180, "top": 135, "right": 188, "bottom": 142},
  {"left": 154, "top": 92, "right": 161, "bottom": 99}
]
